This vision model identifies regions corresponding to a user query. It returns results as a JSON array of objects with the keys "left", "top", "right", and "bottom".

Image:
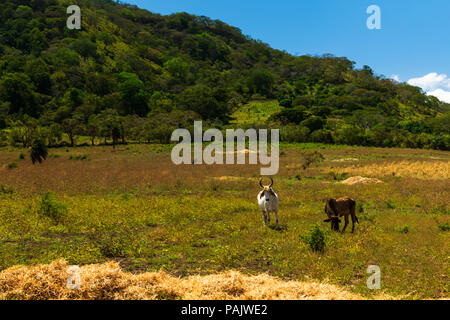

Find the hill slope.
[{"left": 0, "top": 0, "right": 449, "bottom": 149}]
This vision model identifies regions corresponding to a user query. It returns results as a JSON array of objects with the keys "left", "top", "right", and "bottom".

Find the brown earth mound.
[
  {"left": 0, "top": 260, "right": 369, "bottom": 300},
  {"left": 340, "top": 176, "right": 383, "bottom": 185}
]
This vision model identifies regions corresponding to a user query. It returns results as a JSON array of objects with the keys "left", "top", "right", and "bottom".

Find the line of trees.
[
  {"left": 1, "top": 109, "right": 202, "bottom": 147},
  {"left": 2, "top": 110, "right": 448, "bottom": 150},
  {"left": 0, "top": 0, "right": 449, "bottom": 151}
]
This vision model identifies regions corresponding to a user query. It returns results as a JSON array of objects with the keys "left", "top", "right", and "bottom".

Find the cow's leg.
[
  {"left": 267, "top": 212, "right": 270, "bottom": 224},
  {"left": 275, "top": 210, "right": 279, "bottom": 228},
  {"left": 342, "top": 215, "right": 349, "bottom": 233},
  {"left": 261, "top": 210, "right": 267, "bottom": 226},
  {"left": 351, "top": 214, "right": 356, "bottom": 233}
]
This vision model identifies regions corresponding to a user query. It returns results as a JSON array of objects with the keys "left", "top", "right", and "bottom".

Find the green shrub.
[
  {"left": 431, "top": 206, "right": 450, "bottom": 215},
  {"left": 396, "top": 225, "right": 409, "bottom": 234},
  {"left": 438, "top": 222, "right": 450, "bottom": 231},
  {"left": 302, "top": 225, "right": 326, "bottom": 253},
  {"left": 356, "top": 202, "right": 364, "bottom": 213},
  {"left": 294, "top": 174, "right": 302, "bottom": 181},
  {"left": 38, "top": 192, "right": 67, "bottom": 223},
  {"left": 359, "top": 214, "right": 376, "bottom": 222},
  {"left": 386, "top": 200, "right": 396, "bottom": 209},
  {"left": 19, "top": 153, "right": 25, "bottom": 160},
  {"left": 0, "top": 184, "right": 15, "bottom": 195},
  {"left": 300, "top": 151, "right": 325, "bottom": 170},
  {"left": 99, "top": 237, "right": 126, "bottom": 258},
  {"left": 7, "top": 162, "right": 18, "bottom": 169},
  {"left": 121, "top": 193, "right": 131, "bottom": 200},
  {"left": 92, "top": 231, "right": 128, "bottom": 258},
  {"left": 69, "top": 154, "right": 89, "bottom": 160},
  {"left": 328, "top": 171, "right": 348, "bottom": 181},
  {"left": 48, "top": 153, "right": 60, "bottom": 158},
  {"left": 30, "top": 138, "right": 48, "bottom": 164}
]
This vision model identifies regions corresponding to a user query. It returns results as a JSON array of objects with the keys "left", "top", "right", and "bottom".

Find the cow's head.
[
  {"left": 323, "top": 216, "right": 341, "bottom": 231},
  {"left": 324, "top": 199, "right": 341, "bottom": 231},
  {"left": 259, "top": 177, "right": 274, "bottom": 201}
]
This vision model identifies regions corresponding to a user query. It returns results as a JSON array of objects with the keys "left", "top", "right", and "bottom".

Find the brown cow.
[{"left": 324, "top": 196, "right": 358, "bottom": 233}]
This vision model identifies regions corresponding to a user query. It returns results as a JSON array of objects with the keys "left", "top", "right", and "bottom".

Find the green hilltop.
[{"left": 0, "top": 0, "right": 449, "bottom": 149}]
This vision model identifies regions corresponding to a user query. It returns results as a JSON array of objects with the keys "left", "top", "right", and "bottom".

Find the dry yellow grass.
[
  {"left": 0, "top": 260, "right": 375, "bottom": 300},
  {"left": 331, "top": 158, "right": 359, "bottom": 162},
  {"left": 337, "top": 160, "right": 450, "bottom": 180}
]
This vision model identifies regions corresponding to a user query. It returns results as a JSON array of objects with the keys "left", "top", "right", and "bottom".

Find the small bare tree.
[{"left": 300, "top": 150, "right": 324, "bottom": 170}]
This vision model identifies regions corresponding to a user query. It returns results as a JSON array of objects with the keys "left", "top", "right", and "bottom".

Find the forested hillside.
[{"left": 0, "top": 0, "right": 449, "bottom": 149}]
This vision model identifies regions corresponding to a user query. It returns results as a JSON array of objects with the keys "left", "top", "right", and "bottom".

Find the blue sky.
[{"left": 127, "top": 0, "right": 450, "bottom": 102}]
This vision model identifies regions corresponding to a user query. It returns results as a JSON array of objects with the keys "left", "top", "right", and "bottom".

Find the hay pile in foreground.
[
  {"left": 340, "top": 176, "right": 383, "bottom": 185},
  {"left": 0, "top": 260, "right": 367, "bottom": 300}
]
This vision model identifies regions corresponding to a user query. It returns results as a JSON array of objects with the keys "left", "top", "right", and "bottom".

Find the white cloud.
[
  {"left": 407, "top": 73, "right": 450, "bottom": 103},
  {"left": 391, "top": 74, "right": 400, "bottom": 82},
  {"left": 407, "top": 72, "right": 450, "bottom": 91},
  {"left": 427, "top": 89, "right": 450, "bottom": 103}
]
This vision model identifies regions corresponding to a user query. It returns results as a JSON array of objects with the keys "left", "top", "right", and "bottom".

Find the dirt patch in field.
[
  {"left": 0, "top": 260, "right": 379, "bottom": 300},
  {"left": 216, "top": 149, "right": 257, "bottom": 155},
  {"left": 340, "top": 176, "right": 383, "bottom": 185},
  {"left": 211, "top": 176, "right": 255, "bottom": 182},
  {"left": 331, "top": 158, "right": 359, "bottom": 162},
  {"left": 212, "top": 176, "right": 246, "bottom": 182}
]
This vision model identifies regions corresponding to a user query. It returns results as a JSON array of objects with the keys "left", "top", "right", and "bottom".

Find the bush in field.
[
  {"left": 69, "top": 154, "right": 88, "bottom": 160},
  {"left": 300, "top": 150, "right": 325, "bottom": 170},
  {"left": 328, "top": 171, "right": 348, "bottom": 181},
  {"left": 438, "top": 222, "right": 450, "bottom": 232},
  {"left": 0, "top": 184, "right": 15, "bottom": 195},
  {"left": 7, "top": 162, "right": 18, "bottom": 169},
  {"left": 386, "top": 200, "right": 396, "bottom": 209},
  {"left": 99, "top": 237, "right": 126, "bottom": 258},
  {"left": 302, "top": 225, "right": 326, "bottom": 253},
  {"left": 396, "top": 225, "right": 409, "bottom": 234},
  {"left": 38, "top": 192, "right": 67, "bottom": 223},
  {"left": 30, "top": 138, "right": 48, "bottom": 164},
  {"left": 356, "top": 202, "right": 364, "bottom": 213},
  {"left": 91, "top": 231, "right": 128, "bottom": 258}
]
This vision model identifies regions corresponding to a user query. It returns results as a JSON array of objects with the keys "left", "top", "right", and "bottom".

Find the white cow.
[{"left": 257, "top": 177, "right": 279, "bottom": 228}]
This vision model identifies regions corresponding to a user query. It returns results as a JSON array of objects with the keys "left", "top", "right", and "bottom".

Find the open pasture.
[{"left": 0, "top": 144, "right": 448, "bottom": 299}]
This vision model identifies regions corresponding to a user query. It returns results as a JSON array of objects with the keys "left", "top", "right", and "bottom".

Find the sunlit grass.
[{"left": 230, "top": 100, "right": 281, "bottom": 124}]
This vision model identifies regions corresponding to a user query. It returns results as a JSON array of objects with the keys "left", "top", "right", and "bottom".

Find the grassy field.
[
  {"left": 230, "top": 100, "right": 281, "bottom": 124},
  {"left": 0, "top": 143, "right": 449, "bottom": 299}
]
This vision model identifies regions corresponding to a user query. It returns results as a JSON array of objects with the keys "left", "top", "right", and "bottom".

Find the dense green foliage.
[
  {"left": 302, "top": 224, "right": 327, "bottom": 253},
  {"left": 30, "top": 137, "right": 48, "bottom": 163},
  {"left": 0, "top": 0, "right": 449, "bottom": 149}
]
